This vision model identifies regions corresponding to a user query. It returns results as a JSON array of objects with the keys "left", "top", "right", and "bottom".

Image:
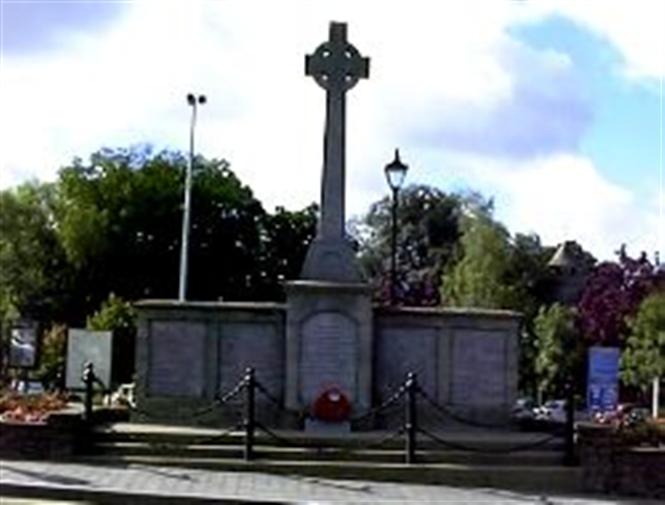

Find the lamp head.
[{"left": 384, "top": 148, "right": 408, "bottom": 191}]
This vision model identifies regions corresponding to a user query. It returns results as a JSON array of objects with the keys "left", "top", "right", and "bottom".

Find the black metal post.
[
  {"left": 390, "top": 186, "right": 399, "bottom": 305},
  {"left": 244, "top": 367, "right": 256, "bottom": 461},
  {"left": 405, "top": 372, "right": 417, "bottom": 464},
  {"left": 82, "top": 362, "right": 95, "bottom": 426},
  {"left": 564, "top": 380, "right": 575, "bottom": 465}
]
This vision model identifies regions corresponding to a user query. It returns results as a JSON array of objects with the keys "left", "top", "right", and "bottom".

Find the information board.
[
  {"left": 587, "top": 346, "right": 620, "bottom": 413},
  {"left": 66, "top": 329, "right": 113, "bottom": 390}
]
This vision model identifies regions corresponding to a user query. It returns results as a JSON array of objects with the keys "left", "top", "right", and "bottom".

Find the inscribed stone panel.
[
  {"left": 219, "top": 323, "right": 283, "bottom": 400},
  {"left": 300, "top": 312, "right": 357, "bottom": 406},
  {"left": 148, "top": 321, "right": 205, "bottom": 397},
  {"left": 451, "top": 330, "right": 506, "bottom": 406},
  {"left": 375, "top": 326, "right": 437, "bottom": 400}
]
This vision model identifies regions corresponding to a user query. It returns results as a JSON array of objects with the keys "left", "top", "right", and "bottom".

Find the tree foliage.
[
  {"left": 257, "top": 205, "right": 318, "bottom": 300},
  {"left": 534, "top": 304, "right": 584, "bottom": 398},
  {"left": 355, "top": 185, "right": 464, "bottom": 305},
  {"left": 441, "top": 215, "right": 516, "bottom": 309},
  {"left": 0, "top": 183, "right": 69, "bottom": 322},
  {"left": 0, "top": 146, "right": 316, "bottom": 328},
  {"left": 577, "top": 247, "right": 664, "bottom": 346},
  {"left": 35, "top": 324, "right": 67, "bottom": 387},
  {"left": 620, "top": 291, "right": 665, "bottom": 390},
  {"left": 87, "top": 293, "right": 138, "bottom": 384}
]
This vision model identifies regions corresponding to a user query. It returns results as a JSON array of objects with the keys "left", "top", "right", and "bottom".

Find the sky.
[{"left": 0, "top": 0, "right": 663, "bottom": 261}]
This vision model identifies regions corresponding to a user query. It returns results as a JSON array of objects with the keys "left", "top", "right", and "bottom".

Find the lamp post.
[
  {"left": 178, "top": 93, "right": 206, "bottom": 302},
  {"left": 384, "top": 149, "right": 409, "bottom": 305}
]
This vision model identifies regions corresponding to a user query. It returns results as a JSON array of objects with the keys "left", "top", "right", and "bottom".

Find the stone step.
[
  {"left": 94, "top": 423, "right": 564, "bottom": 451},
  {"left": 94, "top": 441, "right": 564, "bottom": 466},
  {"left": 74, "top": 454, "right": 582, "bottom": 494}
]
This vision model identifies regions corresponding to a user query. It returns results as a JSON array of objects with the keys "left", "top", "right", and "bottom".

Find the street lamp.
[
  {"left": 178, "top": 93, "right": 206, "bottom": 302},
  {"left": 384, "top": 148, "right": 409, "bottom": 305}
]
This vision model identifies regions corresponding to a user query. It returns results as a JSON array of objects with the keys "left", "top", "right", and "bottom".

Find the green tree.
[
  {"left": 87, "top": 293, "right": 137, "bottom": 384},
  {"left": 256, "top": 205, "right": 317, "bottom": 299},
  {"left": 55, "top": 146, "right": 273, "bottom": 318},
  {"left": 507, "top": 233, "right": 556, "bottom": 395},
  {"left": 355, "top": 185, "right": 475, "bottom": 305},
  {"left": 1, "top": 145, "right": 317, "bottom": 331},
  {"left": 36, "top": 324, "right": 67, "bottom": 388},
  {"left": 620, "top": 291, "right": 665, "bottom": 392},
  {"left": 0, "top": 182, "right": 70, "bottom": 323},
  {"left": 534, "top": 303, "right": 583, "bottom": 398},
  {"left": 441, "top": 215, "right": 515, "bottom": 309}
]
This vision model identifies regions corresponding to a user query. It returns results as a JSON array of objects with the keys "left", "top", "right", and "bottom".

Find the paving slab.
[{"left": 1, "top": 458, "right": 659, "bottom": 504}]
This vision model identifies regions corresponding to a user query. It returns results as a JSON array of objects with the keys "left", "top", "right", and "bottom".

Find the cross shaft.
[{"left": 301, "top": 22, "right": 369, "bottom": 282}]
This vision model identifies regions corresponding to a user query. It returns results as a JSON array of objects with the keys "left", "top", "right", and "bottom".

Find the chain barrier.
[
  {"left": 100, "top": 366, "right": 570, "bottom": 462},
  {"left": 163, "top": 419, "right": 246, "bottom": 447},
  {"left": 415, "top": 386, "right": 517, "bottom": 430},
  {"left": 416, "top": 385, "right": 566, "bottom": 439},
  {"left": 127, "top": 375, "right": 249, "bottom": 423},
  {"left": 416, "top": 426, "right": 559, "bottom": 454},
  {"left": 253, "top": 379, "right": 310, "bottom": 420},
  {"left": 215, "top": 376, "right": 249, "bottom": 404},
  {"left": 254, "top": 421, "right": 406, "bottom": 456},
  {"left": 251, "top": 373, "right": 410, "bottom": 425},
  {"left": 349, "top": 383, "right": 408, "bottom": 422}
]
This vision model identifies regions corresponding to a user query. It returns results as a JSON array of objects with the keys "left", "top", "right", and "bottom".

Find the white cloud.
[
  {"left": 0, "top": 1, "right": 554, "bottom": 194},
  {"left": 443, "top": 152, "right": 660, "bottom": 260},
  {"left": 0, "top": 0, "right": 661, "bottom": 261},
  {"left": 522, "top": 0, "right": 665, "bottom": 80}
]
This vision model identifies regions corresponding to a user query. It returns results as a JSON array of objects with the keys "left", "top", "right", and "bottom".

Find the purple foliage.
[
  {"left": 577, "top": 248, "right": 664, "bottom": 345},
  {"left": 376, "top": 270, "right": 441, "bottom": 307}
]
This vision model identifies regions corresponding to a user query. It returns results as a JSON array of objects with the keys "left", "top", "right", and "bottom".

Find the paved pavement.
[{"left": 0, "top": 459, "right": 658, "bottom": 504}]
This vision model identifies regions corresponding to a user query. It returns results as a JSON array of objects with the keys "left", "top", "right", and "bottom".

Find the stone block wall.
[
  {"left": 134, "top": 300, "right": 285, "bottom": 426},
  {"left": 135, "top": 300, "right": 520, "bottom": 428},
  {"left": 373, "top": 307, "right": 520, "bottom": 426}
]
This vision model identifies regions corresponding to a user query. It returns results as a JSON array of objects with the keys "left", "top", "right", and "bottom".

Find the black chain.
[
  {"left": 129, "top": 401, "right": 235, "bottom": 421},
  {"left": 254, "top": 421, "right": 406, "bottom": 457},
  {"left": 417, "top": 426, "right": 558, "bottom": 454},
  {"left": 182, "top": 419, "right": 246, "bottom": 446},
  {"left": 416, "top": 386, "right": 517, "bottom": 430},
  {"left": 253, "top": 380, "right": 313, "bottom": 419},
  {"left": 350, "top": 383, "right": 407, "bottom": 422},
  {"left": 128, "top": 375, "right": 248, "bottom": 422},
  {"left": 215, "top": 377, "right": 248, "bottom": 404}
]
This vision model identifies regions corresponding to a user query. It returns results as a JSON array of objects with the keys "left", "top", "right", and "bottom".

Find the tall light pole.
[
  {"left": 178, "top": 93, "right": 206, "bottom": 302},
  {"left": 384, "top": 148, "right": 409, "bottom": 305}
]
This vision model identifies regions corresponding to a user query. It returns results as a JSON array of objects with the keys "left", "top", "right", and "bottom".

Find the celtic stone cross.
[{"left": 301, "top": 22, "right": 369, "bottom": 282}]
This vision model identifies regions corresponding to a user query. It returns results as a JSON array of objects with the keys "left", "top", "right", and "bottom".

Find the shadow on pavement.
[{"left": 2, "top": 464, "right": 91, "bottom": 487}]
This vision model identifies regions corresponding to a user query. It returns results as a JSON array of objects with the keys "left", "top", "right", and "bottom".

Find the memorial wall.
[{"left": 134, "top": 301, "right": 520, "bottom": 427}]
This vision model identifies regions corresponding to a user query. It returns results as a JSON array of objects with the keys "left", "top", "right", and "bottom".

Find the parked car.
[
  {"left": 511, "top": 397, "right": 537, "bottom": 421},
  {"left": 10, "top": 379, "right": 44, "bottom": 395},
  {"left": 535, "top": 399, "right": 567, "bottom": 424}
]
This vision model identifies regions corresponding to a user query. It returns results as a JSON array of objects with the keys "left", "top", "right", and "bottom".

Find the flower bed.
[
  {"left": 0, "top": 391, "right": 83, "bottom": 459},
  {"left": 0, "top": 391, "right": 67, "bottom": 423}
]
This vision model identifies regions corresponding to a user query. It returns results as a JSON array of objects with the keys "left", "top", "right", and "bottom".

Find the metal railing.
[{"left": 81, "top": 365, "right": 575, "bottom": 464}]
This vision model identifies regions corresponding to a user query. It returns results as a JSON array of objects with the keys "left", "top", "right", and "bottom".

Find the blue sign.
[{"left": 587, "top": 346, "right": 620, "bottom": 413}]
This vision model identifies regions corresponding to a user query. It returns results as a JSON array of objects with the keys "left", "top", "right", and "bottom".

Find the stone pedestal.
[
  {"left": 300, "top": 237, "right": 361, "bottom": 283},
  {"left": 285, "top": 281, "right": 372, "bottom": 417}
]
